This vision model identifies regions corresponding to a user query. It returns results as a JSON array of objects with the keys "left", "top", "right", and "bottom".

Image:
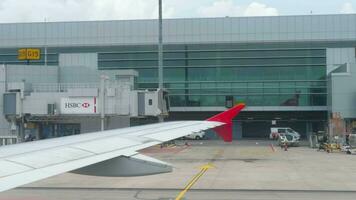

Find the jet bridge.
[{"left": 2, "top": 69, "right": 169, "bottom": 141}]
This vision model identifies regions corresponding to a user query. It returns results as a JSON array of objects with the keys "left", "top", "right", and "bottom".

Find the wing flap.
[
  {"left": 0, "top": 120, "right": 225, "bottom": 192},
  {"left": 73, "top": 153, "right": 172, "bottom": 177},
  {"left": 0, "top": 160, "right": 32, "bottom": 177},
  {"left": 71, "top": 137, "right": 140, "bottom": 154},
  {"left": 0, "top": 141, "right": 159, "bottom": 192},
  {"left": 0, "top": 122, "right": 185, "bottom": 158},
  {"left": 5, "top": 147, "right": 94, "bottom": 169}
]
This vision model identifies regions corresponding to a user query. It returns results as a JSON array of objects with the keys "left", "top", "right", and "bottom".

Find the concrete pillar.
[
  {"left": 233, "top": 121, "right": 243, "bottom": 140},
  {"left": 305, "top": 121, "right": 310, "bottom": 139}
]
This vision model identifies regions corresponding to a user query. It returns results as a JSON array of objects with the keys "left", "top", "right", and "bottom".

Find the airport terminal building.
[{"left": 0, "top": 14, "right": 356, "bottom": 140}]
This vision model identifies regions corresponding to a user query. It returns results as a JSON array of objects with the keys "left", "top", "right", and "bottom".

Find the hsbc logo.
[
  {"left": 82, "top": 102, "right": 90, "bottom": 108},
  {"left": 65, "top": 102, "right": 90, "bottom": 109},
  {"left": 65, "top": 103, "right": 80, "bottom": 108},
  {"left": 61, "top": 97, "right": 97, "bottom": 114}
]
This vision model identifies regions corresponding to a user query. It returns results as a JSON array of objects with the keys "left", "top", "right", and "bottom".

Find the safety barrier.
[{"left": 0, "top": 135, "right": 19, "bottom": 146}]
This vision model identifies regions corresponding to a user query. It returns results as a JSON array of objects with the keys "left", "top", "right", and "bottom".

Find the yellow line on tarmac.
[
  {"left": 175, "top": 166, "right": 210, "bottom": 200},
  {"left": 175, "top": 149, "right": 222, "bottom": 200}
]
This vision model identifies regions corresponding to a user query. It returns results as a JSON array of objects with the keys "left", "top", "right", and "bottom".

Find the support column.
[{"left": 100, "top": 75, "right": 108, "bottom": 131}]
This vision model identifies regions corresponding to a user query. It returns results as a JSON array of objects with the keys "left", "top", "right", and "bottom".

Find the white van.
[
  {"left": 185, "top": 131, "right": 205, "bottom": 140},
  {"left": 270, "top": 127, "right": 301, "bottom": 140}
]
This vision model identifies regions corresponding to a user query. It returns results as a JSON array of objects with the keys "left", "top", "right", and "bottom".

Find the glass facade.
[
  {"left": 0, "top": 42, "right": 329, "bottom": 107},
  {"left": 97, "top": 43, "right": 328, "bottom": 107}
]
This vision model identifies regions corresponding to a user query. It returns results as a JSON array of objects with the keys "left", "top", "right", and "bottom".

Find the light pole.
[
  {"left": 100, "top": 75, "right": 109, "bottom": 131},
  {"left": 158, "top": 0, "right": 164, "bottom": 123},
  {"left": 44, "top": 18, "right": 47, "bottom": 67},
  {"left": 158, "top": 0, "right": 163, "bottom": 90}
]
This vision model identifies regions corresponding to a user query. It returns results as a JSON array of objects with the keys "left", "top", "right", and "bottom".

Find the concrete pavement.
[
  {"left": 1, "top": 140, "right": 356, "bottom": 199},
  {"left": 2, "top": 188, "right": 356, "bottom": 200}
]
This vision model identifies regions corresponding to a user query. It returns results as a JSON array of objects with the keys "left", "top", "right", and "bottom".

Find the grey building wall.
[
  {"left": 59, "top": 53, "right": 99, "bottom": 83},
  {"left": 329, "top": 63, "right": 356, "bottom": 119},
  {"left": 328, "top": 47, "right": 356, "bottom": 119},
  {"left": 0, "top": 65, "right": 10, "bottom": 135},
  {"left": 22, "top": 92, "right": 63, "bottom": 114},
  {"left": 0, "top": 15, "right": 355, "bottom": 47},
  {"left": 327, "top": 48, "right": 356, "bottom": 73},
  {"left": 59, "top": 53, "right": 98, "bottom": 69},
  {"left": 5, "top": 65, "right": 58, "bottom": 84},
  {"left": 80, "top": 116, "right": 130, "bottom": 134}
]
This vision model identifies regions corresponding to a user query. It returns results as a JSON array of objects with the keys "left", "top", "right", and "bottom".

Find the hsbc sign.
[
  {"left": 61, "top": 97, "right": 98, "bottom": 114},
  {"left": 64, "top": 102, "right": 90, "bottom": 109}
]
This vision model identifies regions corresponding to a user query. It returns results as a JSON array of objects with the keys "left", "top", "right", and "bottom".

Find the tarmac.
[
  {"left": 3, "top": 188, "right": 356, "bottom": 200},
  {"left": 1, "top": 139, "right": 356, "bottom": 200}
]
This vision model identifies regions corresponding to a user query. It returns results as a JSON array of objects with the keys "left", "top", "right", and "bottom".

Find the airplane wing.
[{"left": 0, "top": 104, "right": 245, "bottom": 192}]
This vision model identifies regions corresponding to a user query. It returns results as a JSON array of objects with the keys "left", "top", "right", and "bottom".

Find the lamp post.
[
  {"left": 158, "top": 0, "right": 163, "bottom": 90},
  {"left": 44, "top": 18, "right": 47, "bottom": 67},
  {"left": 158, "top": 0, "right": 164, "bottom": 123},
  {"left": 100, "top": 75, "right": 109, "bottom": 131}
]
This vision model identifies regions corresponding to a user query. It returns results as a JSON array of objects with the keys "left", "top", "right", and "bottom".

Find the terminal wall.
[
  {"left": 0, "top": 65, "right": 10, "bottom": 135},
  {"left": 327, "top": 48, "right": 356, "bottom": 119},
  {"left": 6, "top": 65, "right": 58, "bottom": 84},
  {"left": 329, "top": 63, "right": 356, "bottom": 119},
  {"left": 80, "top": 116, "right": 130, "bottom": 134},
  {"left": 0, "top": 15, "right": 356, "bottom": 47}
]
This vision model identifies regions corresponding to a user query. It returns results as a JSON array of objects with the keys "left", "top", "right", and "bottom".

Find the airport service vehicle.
[
  {"left": 344, "top": 147, "right": 356, "bottom": 154},
  {"left": 0, "top": 104, "right": 245, "bottom": 192},
  {"left": 270, "top": 127, "right": 301, "bottom": 140},
  {"left": 185, "top": 131, "right": 205, "bottom": 140},
  {"left": 278, "top": 133, "right": 300, "bottom": 147}
]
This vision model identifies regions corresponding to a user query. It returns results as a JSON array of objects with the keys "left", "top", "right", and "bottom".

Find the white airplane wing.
[{"left": 0, "top": 104, "right": 245, "bottom": 192}]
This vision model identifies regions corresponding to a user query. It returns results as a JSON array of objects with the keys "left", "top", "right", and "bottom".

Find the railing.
[
  {"left": 138, "top": 80, "right": 327, "bottom": 94},
  {"left": 0, "top": 135, "right": 19, "bottom": 146},
  {"left": 31, "top": 81, "right": 132, "bottom": 93},
  {"left": 137, "top": 80, "right": 328, "bottom": 107}
]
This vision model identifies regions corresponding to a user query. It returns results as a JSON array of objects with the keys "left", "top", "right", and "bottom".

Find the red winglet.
[{"left": 206, "top": 103, "right": 245, "bottom": 142}]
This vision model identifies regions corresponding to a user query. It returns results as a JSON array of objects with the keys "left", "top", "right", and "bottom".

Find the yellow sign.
[
  {"left": 18, "top": 49, "right": 27, "bottom": 60},
  {"left": 18, "top": 48, "right": 41, "bottom": 60}
]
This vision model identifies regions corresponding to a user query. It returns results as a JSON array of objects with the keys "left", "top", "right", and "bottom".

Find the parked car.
[
  {"left": 185, "top": 131, "right": 205, "bottom": 140},
  {"left": 270, "top": 127, "right": 301, "bottom": 140}
]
